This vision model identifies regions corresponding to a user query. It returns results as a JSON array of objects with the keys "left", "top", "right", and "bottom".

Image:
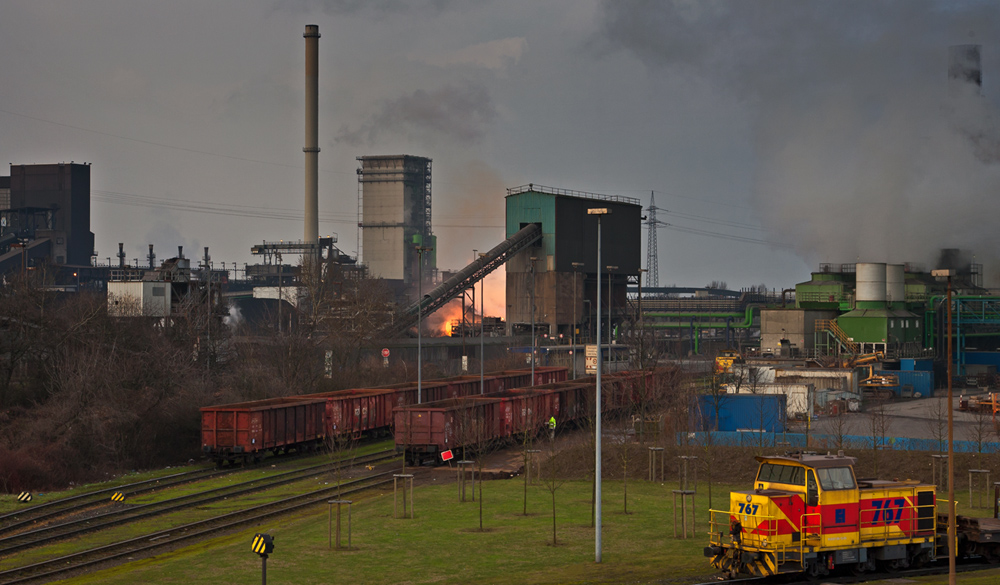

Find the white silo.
[{"left": 855, "top": 262, "right": 887, "bottom": 309}]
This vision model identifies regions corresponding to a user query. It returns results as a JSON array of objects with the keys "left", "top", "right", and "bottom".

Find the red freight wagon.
[
  {"left": 493, "top": 367, "right": 568, "bottom": 389},
  {"left": 492, "top": 370, "right": 533, "bottom": 391},
  {"left": 394, "top": 395, "right": 506, "bottom": 464},
  {"left": 395, "top": 390, "right": 562, "bottom": 464},
  {"left": 532, "top": 366, "right": 569, "bottom": 385},
  {"left": 320, "top": 389, "right": 393, "bottom": 439},
  {"left": 377, "top": 380, "right": 451, "bottom": 406},
  {"left": 201, "top": 397, "right": 327, "bottom": 464},
  {"left": 443, "top": 375, "right": 501, "bottom": 398}
]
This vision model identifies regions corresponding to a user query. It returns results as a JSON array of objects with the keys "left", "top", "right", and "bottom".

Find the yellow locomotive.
[{"left": 705, "top": 452, "right": 936, "bottom": 579}]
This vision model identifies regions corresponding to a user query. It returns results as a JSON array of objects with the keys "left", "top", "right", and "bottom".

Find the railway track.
[
  {"left": 0, "top": 450, "right": 395, "bottom": 557},
  {"left": 0, "top": 465, "right": 408, "bottom": 585},
  {"left": 0, "top": 466, "right": 222, "bottom": 532},
  {"left": 689, "top": 558, "right": 999, "bottom": 585}
]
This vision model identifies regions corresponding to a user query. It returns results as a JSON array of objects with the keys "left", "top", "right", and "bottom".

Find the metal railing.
[{"left": 505, "top": 184, "right": 640, "bottom": 205}]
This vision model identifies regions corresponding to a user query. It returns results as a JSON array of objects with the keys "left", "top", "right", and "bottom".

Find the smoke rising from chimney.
[{"left": 598, "top": 2, "right": 1000, "bottom": 283}]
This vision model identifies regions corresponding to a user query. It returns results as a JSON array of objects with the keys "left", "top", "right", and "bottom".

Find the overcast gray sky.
[{"left": 1, "top": 0, "right": 998, "bottom": 295}]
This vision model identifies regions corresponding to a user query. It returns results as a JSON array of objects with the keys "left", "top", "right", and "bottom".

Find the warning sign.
[
  {"left": 440, "top": 449, "right": 454, "bottom": 462},
  {"left": 585, "top": 344, "right": 598, "bottom": 374}
]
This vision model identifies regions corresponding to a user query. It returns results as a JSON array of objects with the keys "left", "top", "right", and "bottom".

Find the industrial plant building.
[
  {"left": 0, "top": 162, "right": 95, "bottom": 274},
  {"left": 357, "top": 154, "right": 436, "bottom": 299},
  {"left": 504, "top": 185, "right": 642, "bottom": 341}
]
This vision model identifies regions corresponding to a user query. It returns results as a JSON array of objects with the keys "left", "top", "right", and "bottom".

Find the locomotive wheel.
[
  {"left": 805, "top": 561, "right": 825, "bottom": 580},
  {"left": 911, "top": 551, "right": 931, "bottom": 568}
]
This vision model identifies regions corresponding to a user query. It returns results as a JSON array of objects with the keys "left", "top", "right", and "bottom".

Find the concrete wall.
[
  {"left": 760, "top": 309, "right": 838, "bottom": 355},
  {"left": 359, "top": 155, "right": 431, "bottom": 281}
]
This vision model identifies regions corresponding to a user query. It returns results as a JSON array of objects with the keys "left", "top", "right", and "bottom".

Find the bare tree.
[
  {"left": 470, "top": 408, "right": 503, "bottom": 531},
  {"left": 541, "top": 440, "right": 569, "bottom": 545},
  {"left": 925, "top": 397, "right": 948, "bottom": 453},
  {"left": 966, "top": 406, "right": 994, "bottom": 460},
  {"left": 866, "top": 399, "right": 893, "bottom": 476},
  {"left": 828, "top": 408, "right": 855, "bottom": 451},
  {"left": 610, "top": 415, "right": 635, "bottom": 515},
  {"left": 326, "top": 428, "right": 359, "bottom": 499}
]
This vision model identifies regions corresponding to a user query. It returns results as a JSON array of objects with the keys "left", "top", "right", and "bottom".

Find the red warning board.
[{"left": 440, "top": 449, "right": 454, "bottom": 462}]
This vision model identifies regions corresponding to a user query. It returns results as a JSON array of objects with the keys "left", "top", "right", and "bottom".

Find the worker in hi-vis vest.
[{"left": 548, "top": 416, "right": 556, "bottom": 439}]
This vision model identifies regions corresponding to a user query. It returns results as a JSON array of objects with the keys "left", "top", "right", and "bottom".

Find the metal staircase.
[{"left": 814, "top": 319, "right": 859, "bottom": 355}]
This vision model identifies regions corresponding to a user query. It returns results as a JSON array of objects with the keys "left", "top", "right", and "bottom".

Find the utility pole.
[
  {"left": 529, "top": 256, "right": 537, "bottom": 385},
  {"left": 572, "top": 262, "right": 584, "bottom": 379}
]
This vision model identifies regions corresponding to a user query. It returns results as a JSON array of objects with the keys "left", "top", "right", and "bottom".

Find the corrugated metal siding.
[
  {"left": 692, "top": 394, "right": 786, "bottom": 433},
  {"left": 901, "top": 359, "right": 934, "bottom": 371},
  {"left": 877, "top": 369, "right": 934, "bottom": 397}
]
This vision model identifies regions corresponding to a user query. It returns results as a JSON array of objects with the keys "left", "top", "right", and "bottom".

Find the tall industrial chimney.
[{"left": 304, "top": 25, "right": 320, "bottom": 247}]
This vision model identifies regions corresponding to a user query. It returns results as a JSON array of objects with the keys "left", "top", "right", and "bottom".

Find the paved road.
[{"left": 799, "top": 390, "right": 999, "bottom": 443}]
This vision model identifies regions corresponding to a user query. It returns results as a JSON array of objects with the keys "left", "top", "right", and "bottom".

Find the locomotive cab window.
[
  {"left": 816, "top": 466, "right": 856, "bottom": 490},
  {"left": 756, "top": 463, "right": 804, "bottom": 486}
]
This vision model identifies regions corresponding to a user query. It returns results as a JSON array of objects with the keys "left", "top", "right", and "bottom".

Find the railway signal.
[
  {"left": 111, "top": 492, "right": 126, "bottom": 502},
  {"left": 17, "top": 492, "right": 31, "bottom": 503},
  {"left": 252, "top": 533, "right": 274, "bottom": 585}
]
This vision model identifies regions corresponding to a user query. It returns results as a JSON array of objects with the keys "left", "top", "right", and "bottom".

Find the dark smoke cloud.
[
  {"left": 275, "top": 0, "right": 470, "bottom": 18},
  {"left": 597, "top": 1, "right": 1000, "bottom": 282},
  {"left": 335, "top": 82, "right": 497, "bottom": 146}
]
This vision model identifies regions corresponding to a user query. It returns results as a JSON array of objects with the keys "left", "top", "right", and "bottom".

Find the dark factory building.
[
  {"left": 505, "top": 184, "right": 643, "bottom": 342},
  {"left": 0, "top": 163, "right": 95, "bottom": 275}
]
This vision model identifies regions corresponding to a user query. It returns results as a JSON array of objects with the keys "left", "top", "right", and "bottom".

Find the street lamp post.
[
  {"left": 571, "top": 262, "right": 584, "bottom": 380},
  {"left": 607, "top": 265, "right": 618, "bottom": 370},
  {"left": 933, "top": 268, "right": 956, "bottom": 585},
  {"left": 638, "top": 268, "right": 647, "bottom": 369},
  {"left": 479, "top": 252, "right": 487, "bottom": 394},
  {"left": 587, "top": 207, "right": 610, "bottom": 563},
  {"left": 529, "top": 256, "right": 537, "bottom": 386},
  {"left": 416, "top": 246, "right": 433, "bottom": 404}
]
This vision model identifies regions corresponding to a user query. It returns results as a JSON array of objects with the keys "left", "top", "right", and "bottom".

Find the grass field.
[
  {"left": 14, "top": 453, "right": 1000, "bottom": 585},
  {"left": 51, "top": 475, "right": 729, "bottom": 585}
]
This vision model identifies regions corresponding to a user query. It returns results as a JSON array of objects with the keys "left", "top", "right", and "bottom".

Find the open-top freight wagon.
[
  {"left": 393, "top": 370, "right": 662, "bottom": 465},
  {"left": 200, "top": 397, "right": 328, "bottom": 465},
  {"left": 200, "top": 368, "right": 568, "bottom": 464}
]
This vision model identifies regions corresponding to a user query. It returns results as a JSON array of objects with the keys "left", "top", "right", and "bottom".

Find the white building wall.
[{"left": 107, "top": 281, "right": 170, "bottom": 316}]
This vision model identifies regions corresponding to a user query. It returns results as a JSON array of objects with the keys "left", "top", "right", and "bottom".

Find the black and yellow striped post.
[
  {"left": 251, "top": 533, "right": 274, "bottom": 585},
  {"left": 111, "top": 492, "right": 126, "bottom": 502},
  {"left": 17, "top": 492, "right": 31, "bottom": 503}
]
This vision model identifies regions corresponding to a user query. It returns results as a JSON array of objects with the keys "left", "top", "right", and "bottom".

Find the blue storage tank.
[
  {"left": 692, "top": 394, "right": 787, "bottom": 433},
  {"left": 877, "top": 369, "right": 934, "bottom": 398},
  {"left": 901, "top": 358, "right": 934, "bottom": 372}
]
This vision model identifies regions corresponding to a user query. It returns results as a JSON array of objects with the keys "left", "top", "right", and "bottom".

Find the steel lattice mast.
[{"left": 644, "top": 192, "right": 667, "bottom": 287}]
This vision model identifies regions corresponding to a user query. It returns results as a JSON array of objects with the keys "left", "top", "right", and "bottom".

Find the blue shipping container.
[
  {"left": 877, "top": 369, "right": 934, "bottom": 398},
  {"left": 900, "top": 359, "right": 934, "bottom": 372},
  {"left": 691, "top": 394, "right": 786, "bottom": 433}
]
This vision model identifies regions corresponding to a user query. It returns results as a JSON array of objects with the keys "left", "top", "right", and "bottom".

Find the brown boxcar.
[{"left": 201, "top": 397, "right": 327, "bottom": 463}]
